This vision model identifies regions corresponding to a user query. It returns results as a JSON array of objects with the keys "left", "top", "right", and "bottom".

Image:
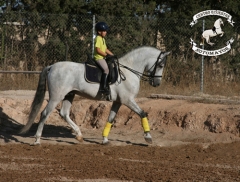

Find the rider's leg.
[
  {"left": 100, "top": 73, "right": 109, "bottom": 92},
  {"left": 96, "top": 59, "right": 110, "bottom": 93}
]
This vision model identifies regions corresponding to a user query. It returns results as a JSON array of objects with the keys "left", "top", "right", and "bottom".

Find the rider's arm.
[
  {"left": 96, "top": 47, "right": 114, "bottom": 57},
  {"left": 106, "top": 49, "right": 114, "bottom": 56},
  {"left": 96, "top": 47, "right": 107, "bottom": 57}
]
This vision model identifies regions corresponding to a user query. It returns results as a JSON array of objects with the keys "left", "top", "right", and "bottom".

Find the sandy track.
[{"left": 0, "top": 90, "right": 240, "bottom": 181}]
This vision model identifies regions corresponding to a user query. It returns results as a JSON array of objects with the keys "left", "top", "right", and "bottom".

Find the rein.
[{"left": 114, "top": 52, "right": 164, "bottom": 83}]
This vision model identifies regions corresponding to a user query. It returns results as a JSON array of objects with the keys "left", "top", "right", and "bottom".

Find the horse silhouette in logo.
[{"left": 200, "top": 18, "right": 224, "bottom": 46}]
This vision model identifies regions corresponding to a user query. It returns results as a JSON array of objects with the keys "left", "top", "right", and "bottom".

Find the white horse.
[
  {"left": 200, "top": 18, "right": 224, "bottom": 46},
  {"left": 19, "top": 46, "right": 171, "bottom": 145}
]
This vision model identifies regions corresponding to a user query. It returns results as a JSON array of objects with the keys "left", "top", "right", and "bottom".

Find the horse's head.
[
  {"left": 215, "top": 18, "right": 224, "bottom": 27},
  {"left": 147, "top": 51, "right": 171, "bottom": 87}
]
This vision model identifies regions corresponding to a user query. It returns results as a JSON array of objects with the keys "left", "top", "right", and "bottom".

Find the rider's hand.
[
  {"left": 105, "top": 55, "right": 117, "bottom": 62},
  {"left": 106, "top": 54, "right": 115, "bottom": 59}
]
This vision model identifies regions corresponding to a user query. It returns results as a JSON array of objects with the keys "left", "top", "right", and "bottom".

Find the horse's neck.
[
  {"left": 121, "top": 51, "right": 148, "bottom": 72},
  {"left": 214, "top": 21, "right": 220, "bottom": 28}
]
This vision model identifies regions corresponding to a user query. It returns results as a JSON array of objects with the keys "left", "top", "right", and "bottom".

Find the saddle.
[
  {"left": 84, "top": 55, "right": 118, "bottom": 84},
  {"left": 212, "top": 26, "right": 217, "bottom": 34}
]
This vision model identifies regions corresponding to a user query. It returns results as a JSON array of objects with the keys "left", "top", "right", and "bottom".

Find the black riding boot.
[{"left": 100, "top": 73, "right": 110, "bottom": 95}]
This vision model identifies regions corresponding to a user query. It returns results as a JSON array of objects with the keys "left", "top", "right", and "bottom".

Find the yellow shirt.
[{"left": 94, "top": 35, "right": 107, "bottom": 60}]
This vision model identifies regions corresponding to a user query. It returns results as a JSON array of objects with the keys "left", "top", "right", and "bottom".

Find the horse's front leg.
[
  {"left": 124, "top": 99, "right": 152, "bottom": 144},
  {"left": 220, "top": 31, "right": 224, "bottom": 37},
  {"left": 102, "top": 101, "right": 122, "bottom": 145}
]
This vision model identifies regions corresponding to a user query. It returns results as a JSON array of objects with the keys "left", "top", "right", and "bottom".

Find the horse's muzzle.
[
  {"left": 149, "top": 79, "right": 161, "bottom": 87},
  {"left": 150, "top": 79, "right": 160, "bottom": 87},
  {"left": 153, "top": 83, "right": 160, "bottom": 87}
]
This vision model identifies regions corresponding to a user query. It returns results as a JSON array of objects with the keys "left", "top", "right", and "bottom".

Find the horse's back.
[
  {"left": 48, "top": 61, "right": 85, "bottom": 88},
  {"left": 51, "top": 61, "right": 83, "bottom": 71}
]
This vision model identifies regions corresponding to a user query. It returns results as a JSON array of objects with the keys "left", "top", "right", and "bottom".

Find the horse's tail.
[
  {"left": 19, "top": 66, "right": 51, "bottom": 134},
  {"left": 200, "top": 35, "right": 204, "bottom": 45}
]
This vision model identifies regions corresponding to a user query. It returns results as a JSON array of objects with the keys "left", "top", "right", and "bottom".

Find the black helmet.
[{"left": 95, "top": 22, "right": 109, "bottom": 32}]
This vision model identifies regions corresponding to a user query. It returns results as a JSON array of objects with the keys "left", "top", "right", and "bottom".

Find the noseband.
[{"left": 148, "top": 52, "right": 164, "bottom": 78}]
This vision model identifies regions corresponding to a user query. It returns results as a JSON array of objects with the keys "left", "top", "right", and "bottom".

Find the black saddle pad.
[{"left": 84, "top": 61, "right": 118, "bottom": 84}]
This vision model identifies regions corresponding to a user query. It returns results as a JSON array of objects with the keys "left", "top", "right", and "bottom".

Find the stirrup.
[
  {"left": 99, "top": 88, "right": 110, "bottom": 95},
  {"left": 105, "top": 94, "right": 112, "bottom": 101},
  {"left": 100, "top": 92, "right": 112, "bottom": 101},
  {"left": 99, "top": 88, "right": 112, "bottom": 101}
]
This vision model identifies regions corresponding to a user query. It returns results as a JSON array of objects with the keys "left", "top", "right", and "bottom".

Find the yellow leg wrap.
[
  {"left": 142, "top": 117, "right": 150, "bottom": 132},
  {"left": 102, "top": 122, "right": 112, "bottom": 137}
]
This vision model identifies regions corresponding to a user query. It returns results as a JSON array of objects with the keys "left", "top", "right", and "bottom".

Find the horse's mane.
[{"left": 120, "top": 46, "right": 160, "bottom": 61}]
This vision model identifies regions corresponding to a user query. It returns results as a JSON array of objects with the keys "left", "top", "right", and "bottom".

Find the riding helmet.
[{"left": 95, "top": 22, "right": 109, "bottom": 32}]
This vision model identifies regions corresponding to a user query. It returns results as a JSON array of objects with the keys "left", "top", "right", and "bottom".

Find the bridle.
[
  {"left": 148, "top": 52, "right": 164, "bottom": 78},
  {"left": 115, "top": 52, "right": 165, "bottom": 83}
]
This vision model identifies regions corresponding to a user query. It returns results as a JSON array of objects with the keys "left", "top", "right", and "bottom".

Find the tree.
[{"left": 21, "top": 0, "right": 88, "bottom": 14}]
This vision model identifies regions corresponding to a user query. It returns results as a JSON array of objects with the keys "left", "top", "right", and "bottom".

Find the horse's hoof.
[
  {"left": 102, "top": 141, "right": 110, "bottom": 145},
  {"left": 144, "top": 137, "right": 153, "bottom": 144},
  {"left": 144, "top": 132, "right": 153, "bottom": 144},
  {"left": 75, "top": 135, "right": 83, "bottom": 142},
  {"left": 102, "top": 137, "right": 109, "bottom": 145},
  {"left": 31, "top": 142, "right": 40, "bottom": 146}
]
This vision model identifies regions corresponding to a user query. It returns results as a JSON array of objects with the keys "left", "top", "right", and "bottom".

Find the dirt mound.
[{"left": 0, "top": 90, "right": 240, "bottom": 146}]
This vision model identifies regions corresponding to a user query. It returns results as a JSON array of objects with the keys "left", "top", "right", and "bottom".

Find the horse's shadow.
[
  {"left": 24, "top": 124, "right": 78, "bottom": 145},
  {"left": 0, "top": 107, "right": 149, "bottom": 146},
  {"left": 83, "top": 138, "right": 149, "bottom": 147},
  {"left": 0, "top": 107, "right": 77, "bottom": 144},
  {"left": 0, "top": 107, "right": 23, "bottom": 143}
]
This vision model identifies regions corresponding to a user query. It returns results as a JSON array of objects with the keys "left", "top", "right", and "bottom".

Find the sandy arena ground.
[{"left": 0, "top": 90, "right": 240, "bottom": 181}]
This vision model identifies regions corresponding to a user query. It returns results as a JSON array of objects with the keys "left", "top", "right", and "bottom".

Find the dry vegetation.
[
  {"left": 0, "top": 72, "right": 240, "bottom": 98},
  {"left": 1, "top": 55, "right": 240, "bottom": 99}
]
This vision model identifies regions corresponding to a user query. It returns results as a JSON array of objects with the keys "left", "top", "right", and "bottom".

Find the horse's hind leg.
[
  {"left": 34, "top": 99, "right": 59, "bottom": 145},
  {"left": 124, "top": 99, "right": 152, "bottom": 144},
  {"left": 206, "top": 37, "right": 214, "bottom": 46},
  {"left": 60, "top": 92, "right": 83, "bottom": 142},
  {"left": 102, "top": 101, "right": 122, "bottom": 145}
]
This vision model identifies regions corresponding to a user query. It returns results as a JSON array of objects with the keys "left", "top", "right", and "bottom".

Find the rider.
[{"left": 94, "top": 22, "right": 114, "bottom": 95}]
